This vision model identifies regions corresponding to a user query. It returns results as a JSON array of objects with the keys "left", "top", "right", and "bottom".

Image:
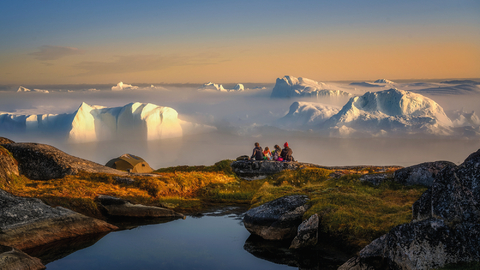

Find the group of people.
[{"left": 251, "top": 142, "right": 294, "bottom": 162}]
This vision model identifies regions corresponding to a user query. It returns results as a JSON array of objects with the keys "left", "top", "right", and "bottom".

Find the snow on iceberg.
[
  {"left": 450, "top": 109, "right": 480, "bottom": 127},
  {"left": 271, "top": 75, "right": 352, "bottom": 98},
  {"left": 232, "top": 84, "right": 245, "bottom": 92},
  {"left": 0, "top": 102, "right": 215, "bottom": 143},
  {"left": 323, "top": 88, "right": 453, "bottom": 136},
  {"left": 112, "top": 82, "right": 139, "bottom": 91},
  {"left": 277, "top": 101, "right": 340, "bottom": 129}
]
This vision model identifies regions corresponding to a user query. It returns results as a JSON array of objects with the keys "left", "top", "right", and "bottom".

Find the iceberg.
[
  {"left": 112, "top": 82, "right": 139, "bottom": 91},
  {"left": 198, "top": 82, "right": 245, "bottom": 92},
  {"left": 0, "top": 102, "right": 215, "bottom": 143},
  {"left": 323, "top": 89, "right": 453, "bottom": 136},
  {"left": 277, "top": 101, "right": 340, "bottom": 129},
  {"left": 17, "top": 86, "right": 49, "bottom": 93},
  {"left": 271, "top": 75, "right": 352, "bottom": 98},
  {"left": 374, "top": 79, "right": 395, "bottom": 84}
]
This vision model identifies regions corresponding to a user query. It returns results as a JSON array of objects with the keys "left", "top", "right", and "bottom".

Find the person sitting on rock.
[
  {"left": 272, "top": 144, "right": 282, "bottom": 161},
  {"left": 281, "top": 142, "right": 294, "bottom": 162},
  {"left": 251, "top": 142, "right": 264, "bottom": 161},
  {"left": 263, "top": 147, "right": 272, "bottom": 160}
]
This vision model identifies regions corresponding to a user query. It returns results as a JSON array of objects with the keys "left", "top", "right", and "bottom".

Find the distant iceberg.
[
  {"left": 374, "top": 79, "right": 395, "bottom": 84},
  {"left": 271, "top": 75, "right": 352, "bottom": 98},
  {"left": 17, "top": 86, "right": 49, "bottom": 93},
  {"left": 112, "top": 82, "right": 139, "bottom": 91},
  {"left": 0, "top": 102, "right": 215, "bottom": 143},
  {"left": 199, "top": 82, "right": 244, "bottom": 92}
]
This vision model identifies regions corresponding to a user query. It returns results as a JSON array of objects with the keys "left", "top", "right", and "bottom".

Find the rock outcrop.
[
  {"left": 0, "top": 245, "right": 45, "bottom": 270},
  {"left": 0, "top": 146, "right": 19, "bottom": 183},
  {"left": 2, "top": 143, "right": 126, "bottom": 180},
  {"left": 243, "top": 195, "right": 310, "bottom": 240},
  {"left": 96, "top": 195, "right": 184, "bottom": 218},
  {"left": 0, "top": 189, "right": 117, "bottom": 250},
  {"left": 0, "top": 137, "right": 14, "bottom": 144},
  {"left": 231, "top": 160, "right": 302, "bottom": 180},
  {"left": 289, "top": 213, "right": 319, "bottom": 249},
  {"left": 339, "top": 149, "right": 480, "bottom": 270},
  {"left": 393, "top": 161, "right": 455, "bottom": 187}
]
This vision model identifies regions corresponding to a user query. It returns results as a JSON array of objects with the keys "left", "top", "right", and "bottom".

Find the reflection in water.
[
  {"left": 243, "top": 235, "right": 351, "bottom": 270},
  {"left": 24, "top": 233, "right": 108, "bottom": 265},
  {"left": 28, "top": 206, "right": 355, "bottom": 270}
]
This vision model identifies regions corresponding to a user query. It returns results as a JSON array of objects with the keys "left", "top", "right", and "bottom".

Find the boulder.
[
  {"left": 243, "top": 195, "right": 310, "bottom": 240},
  {"left": 0, "top": 245, "right": 45, "bottom": 270},
  {"left": 289, "top": 213, "right": 319, "bottom": 249},
  {"left": 359, "top": 173, "right": 390, "bottom": 186},
  {"left": 339, "top": 149, "right": 480, "bottom": 270},
  {"left": 231, "top": 160, "right": 302, "bottom": 180},
  {"left": 2, "top": 143, "right": 126, "bottom": 180},
  {"left": 96, "top": 195, "right": 184, "bottom": 218},
  {"left": 340, "top": 219, "right": 480, "bottom": 270},
  {"left": 0, "top": 146, "right": 19, "bottom": 183},
  {"left": 393, "top": 161, "right": 455, "bottom": 187},
  {"left": 0, "top": 189, "right": 118, "bottom": 250}
]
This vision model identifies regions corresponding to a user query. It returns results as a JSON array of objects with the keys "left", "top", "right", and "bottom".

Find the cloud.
[
  {"left": 73, "top": 53, "right": 227, "bottom": 76},
  {"left": 29, "top": 45, "right": 85, "bottom": 61}
]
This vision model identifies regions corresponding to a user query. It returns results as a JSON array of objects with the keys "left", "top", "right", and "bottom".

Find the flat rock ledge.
[
  {"left": 2, "top": 142, "right": 126, "bottom": 180},
  {"left": 339, "top": 149, "right": 480, "bottom": 270},
  {"left": 243, "top": 195, "right": 310, "bottom": 240},
  {"left": 0, "top": 189, "right": 118, "bottom": 250},
  {"left": 0, "top": 245, "right": 45, "bottom": 270},
  {"left": 96, "top": 195, "right": 185, "bottom": 218}
]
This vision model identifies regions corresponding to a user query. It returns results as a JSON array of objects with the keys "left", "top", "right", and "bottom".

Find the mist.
[{"left": 1, "top": 81, "right": 479, "bottom": 169}]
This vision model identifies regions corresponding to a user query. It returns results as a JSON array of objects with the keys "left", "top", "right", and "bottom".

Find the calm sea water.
[{"left": 28, "top": 207, "right": 347, "bottom": 270}]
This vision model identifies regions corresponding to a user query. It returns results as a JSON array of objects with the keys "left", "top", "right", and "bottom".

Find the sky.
[{"left": 0, "top": 0, "right": 479, "bottom": 85}]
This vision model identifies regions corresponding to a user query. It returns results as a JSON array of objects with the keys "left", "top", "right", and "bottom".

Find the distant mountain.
[
  {"left": 271, "top": 75, "right": 352, "bottom": 98},
  {"left": 414, "top": 84, "right": 480, "bottom": 95},
  {"left": 277, "top": 101, "right": 340, "bottom": 129},
  {"left": 0, "top": 102, "right": 214, "bottom": 143},
  {"left": 323, "top": 89, "right": 453, "bottom": 136}
]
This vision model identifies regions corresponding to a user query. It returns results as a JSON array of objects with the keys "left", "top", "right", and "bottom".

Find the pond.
[{"left": 26, "top": 207, "right": 348, "bottom": 270}]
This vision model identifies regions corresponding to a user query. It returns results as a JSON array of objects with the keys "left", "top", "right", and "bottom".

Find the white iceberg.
[{"left": 271, "top": 75, "right": 352, "bottom": 98}]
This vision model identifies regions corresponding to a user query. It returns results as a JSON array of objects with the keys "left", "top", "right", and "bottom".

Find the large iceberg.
[
  {"left": 277, "top": 101, "right": 340, "bottom": 129},
  {"left": 323, "top": 89, "right": 453, "bottom": 136},
  {"left": 17, "top": 86, "right": 49, "bottom": 93},
  {"left": 0, "top": 102, "right": 214, "bottom": 143},
  {"left": 271, "top": 75, "right": 352, "bottom": 98}
]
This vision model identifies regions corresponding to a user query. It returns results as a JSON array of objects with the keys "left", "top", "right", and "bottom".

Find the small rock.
[
  {"left": 243, "top": 195, "right": 310, "bottom": 240},
  {"left": 289, "top": 213, "right": 319, "bottom": 249},
  {"left": 359, "top": 173, "right": 390, "bottom": 186},
  {"left": 96, "top": 195, "right": 184, "bottom": 218},
  {"left": 0, "top": 244, "right": 45, "bottom": 270}
]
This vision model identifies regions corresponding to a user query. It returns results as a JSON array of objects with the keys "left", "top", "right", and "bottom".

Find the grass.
[{"left": 250, "top": 168, "right": 427, "bottom": 248}]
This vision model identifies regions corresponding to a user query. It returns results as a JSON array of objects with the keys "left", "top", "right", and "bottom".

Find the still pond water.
[{"left": 29, "top": 207, "right": 346, "bottom": 270}]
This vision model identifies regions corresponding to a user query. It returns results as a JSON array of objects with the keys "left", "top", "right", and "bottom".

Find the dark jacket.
[
  {"left": 251, "top": 146, "right": 264, "bottom": 160},
  {"left": 281, "top": 147, "right": 293, "bottom": 162}
]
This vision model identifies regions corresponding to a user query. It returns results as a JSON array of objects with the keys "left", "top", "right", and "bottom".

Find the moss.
[{"left": 154, "top": 159, "right": 235, "bottom": 176}]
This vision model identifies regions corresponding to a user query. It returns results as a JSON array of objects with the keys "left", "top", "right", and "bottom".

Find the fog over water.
[{"left": 1, "top": 82, "right": 479, "bottom": 169}]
